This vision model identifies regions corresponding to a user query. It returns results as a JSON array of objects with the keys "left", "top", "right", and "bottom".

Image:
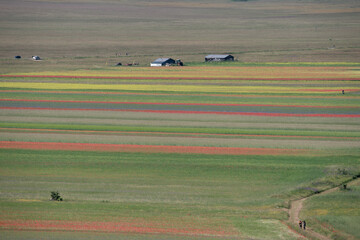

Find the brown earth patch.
[{"left": 0, "top": 220, "right": 238, "bottom": 237}]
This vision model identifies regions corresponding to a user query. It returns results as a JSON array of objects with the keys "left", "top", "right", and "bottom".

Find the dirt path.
[
  {"left": 289, "top": 190, "right": 336, "bottom": 240},
  {"left": 288, "top": 179, "right": 359, "bottom": 240}
]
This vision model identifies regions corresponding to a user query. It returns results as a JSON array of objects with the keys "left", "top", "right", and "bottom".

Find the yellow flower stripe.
[{"left": 1, "top": 82, "right": 356, "bottom": 94}]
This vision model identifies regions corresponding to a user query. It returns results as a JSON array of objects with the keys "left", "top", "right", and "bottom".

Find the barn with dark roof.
[
  {"left": 150, "top": 58, "right": 175, "bottom": 67},
  {"left": 205, "top": 54, "right": 234, "bottom": 62}
]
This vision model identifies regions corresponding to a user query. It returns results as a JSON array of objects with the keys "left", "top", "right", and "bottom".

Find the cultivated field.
[
  {"left": 1, "top": 0, "right": 360, "bottom": 239},
  {"left": 0, "top": 65, "right": 359, "bottom": 239}
]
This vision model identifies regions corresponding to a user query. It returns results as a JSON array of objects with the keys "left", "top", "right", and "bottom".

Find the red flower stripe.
[{"left": 0, "top": 220, "right": 237, "bottom": 236}]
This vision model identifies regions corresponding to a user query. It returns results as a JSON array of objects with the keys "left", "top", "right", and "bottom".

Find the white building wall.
[{"left": 150, "top": 63, "right": 162, "bottom": 67}]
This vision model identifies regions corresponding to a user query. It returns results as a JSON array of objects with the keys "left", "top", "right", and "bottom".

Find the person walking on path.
[
  {"left": 299, "top": 220, "right": 302, "bottom": 229},
  {"left": 303, "top": 220, "right": 306, "bottom": 230}
]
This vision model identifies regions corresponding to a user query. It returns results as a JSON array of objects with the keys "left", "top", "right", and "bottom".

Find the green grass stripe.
[
  {"left": 1, "top": 92, "right": 359, "bottom": 106},
  {"left": 1, "top": 122, "right": 360, "bottom": 138}
]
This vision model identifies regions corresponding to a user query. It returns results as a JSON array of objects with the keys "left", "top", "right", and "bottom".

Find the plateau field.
[{"left": 0, "top": 0, "right": 359, "bottom": 239}]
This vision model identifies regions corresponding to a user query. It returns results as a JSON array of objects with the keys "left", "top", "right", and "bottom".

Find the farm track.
[
  {"left": 288, "top": 178, "right": 360, "bottom": 240},
  {"left": 290, "top": 198, "right": 331, "bottom": 240}
]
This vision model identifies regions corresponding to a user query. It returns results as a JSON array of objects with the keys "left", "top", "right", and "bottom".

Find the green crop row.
[
  {"left": 1, "top": 122, "right": 360, "bottom": 138},
  {"left": 1, "top": 91, "right": 359, "bottom": 107}
]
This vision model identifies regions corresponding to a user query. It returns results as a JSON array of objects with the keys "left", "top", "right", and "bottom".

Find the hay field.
[
  {"left": 1, "top": 0, "right": 360, "bottom": 73},
  {"left": 0, "top": 65, "right": 360, "bottom": 239}
]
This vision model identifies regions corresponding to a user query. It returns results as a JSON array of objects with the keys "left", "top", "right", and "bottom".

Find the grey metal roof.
[
  {"left": 205, "top": 54, "right": 232, "bottom": 58},
  {"left": 152, "top": 58, "right": 172, "bottom": 63}
]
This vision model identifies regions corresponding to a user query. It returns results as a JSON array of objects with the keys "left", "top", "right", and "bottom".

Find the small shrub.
[
  {"left": 337, "top": 168, "right": 350, "bottom": 175},
  {"left": 340, "top": 184, "right": 351, "bottom": 191},
  {"left": 50, "top": 191, "right": 63, "bottom": 201}
]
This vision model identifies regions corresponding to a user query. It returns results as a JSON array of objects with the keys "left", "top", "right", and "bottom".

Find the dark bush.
[{"left": 50, "top": 191, "right": 63, "bottom": 201}]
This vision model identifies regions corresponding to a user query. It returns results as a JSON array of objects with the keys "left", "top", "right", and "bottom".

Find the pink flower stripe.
[
  {"left": 1, "top": 74, "right": 359, "bottom": 81},
  {"left": 0, "top": 141, "right": 310, "bottom": 156},
  {"left": 1, "top": 98, "right": 357, "bottom": 109},
  {"left": 0, "top": 220, "right": 237, "bottom": 236},
  {"left": 1, "top": 107, "right": 359, "bottom": 118}
]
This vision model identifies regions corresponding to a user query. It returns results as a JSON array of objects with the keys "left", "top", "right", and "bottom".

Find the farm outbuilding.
[
  {"left": 150, "top": 58, "right": 175, "bottom": 67},
  {"left": 205, "top": 54, "right": 234, "bottom": 62}
]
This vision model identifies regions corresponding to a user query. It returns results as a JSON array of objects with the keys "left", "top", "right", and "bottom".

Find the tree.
[{"left": 50, "top": 191, "right": 63, "bottom": 201}]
